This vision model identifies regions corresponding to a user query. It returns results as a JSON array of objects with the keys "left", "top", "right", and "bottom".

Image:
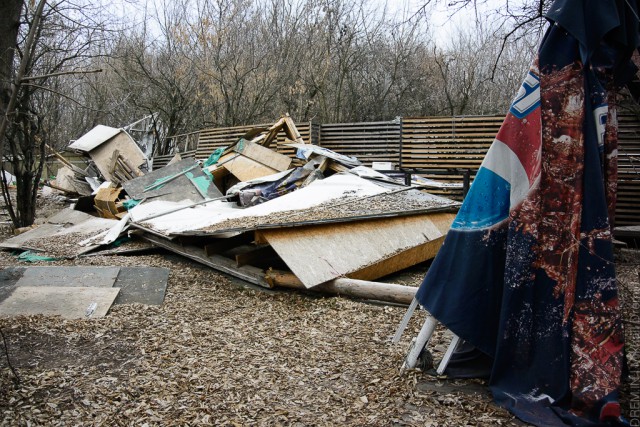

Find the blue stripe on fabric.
[{"left": 452, "top": 167, "right": 511, "bottom": 230}]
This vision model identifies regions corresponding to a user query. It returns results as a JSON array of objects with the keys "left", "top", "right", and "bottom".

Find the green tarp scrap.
[
  {"left": 16, "top": 251, "right": 57, "bottom": 262},
  {"left": 203, "top": 147, "right": 227, "bottom": 168}
]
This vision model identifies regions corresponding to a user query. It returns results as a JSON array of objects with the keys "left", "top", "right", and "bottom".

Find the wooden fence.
[
  {"left": 319, "top": 120, "right": 401, "bottom": 165},
  {"left": 617, "top": 114, "right": 640, "bottom": 226},
  {"left": 156, "top": 115, "right": 640, "bottom": 226}
]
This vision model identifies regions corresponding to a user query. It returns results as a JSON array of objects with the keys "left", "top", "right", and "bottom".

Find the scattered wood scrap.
[{"left": 109, "top": 149, "right": 144, "bottom": 184}]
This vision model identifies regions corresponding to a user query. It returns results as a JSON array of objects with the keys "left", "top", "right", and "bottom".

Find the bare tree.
[
  {"left": 1, "top": 0, "right": 110, "bottom": 227},
  {"left": 0, "top": 0, "right": 23, "bottom": 121}
]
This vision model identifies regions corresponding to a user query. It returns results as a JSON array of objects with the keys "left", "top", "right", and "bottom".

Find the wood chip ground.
[{"left": 0, "top": 205, "right": 637, "bottom": 426}]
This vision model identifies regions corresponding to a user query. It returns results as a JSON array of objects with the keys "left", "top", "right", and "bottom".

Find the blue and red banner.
[{"left": 415, "top": 1, "right": 638, "bottom": 425}]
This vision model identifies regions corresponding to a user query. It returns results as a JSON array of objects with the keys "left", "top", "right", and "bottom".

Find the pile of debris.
[{"left": 2, "top": 115, "right": 460, "bottom": 304}]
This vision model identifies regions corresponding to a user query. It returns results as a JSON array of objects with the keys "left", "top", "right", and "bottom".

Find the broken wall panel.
[
  {"left": 129, "top": 173, "right": 389, "bottom": 237},
  {"left": 123, "top": 158, "right": 222, "bottom": 202},
  {"left": 69, "top": 126, "right": 147, "bottom": 182}
]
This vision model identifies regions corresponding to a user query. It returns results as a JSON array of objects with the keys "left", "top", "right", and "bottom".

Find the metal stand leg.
[
  {"left": 392, "top": 297, "right": 418, "bottom": 344},
  {"left": 403, "top": 314, "right": 438, "bottom": 369},
  {"left": 436, "top": 334, "right": 460, "bottom": 375}
]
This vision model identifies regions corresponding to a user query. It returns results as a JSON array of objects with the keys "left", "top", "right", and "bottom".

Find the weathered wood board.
[
  {"left": 234, "top": 140, "right": 292, "bottom": 171},
  {"left": 257, "top": 212, "right": 455, "bottom": 288},
  {"left": 0, "top": 286, "right": 120, "bottom": 319},
  {"left": 219, "top": 155, "right": 279, "bottom": 182},
  {"left": 15, "top": 266, "right": 120, "bottom": 288}
]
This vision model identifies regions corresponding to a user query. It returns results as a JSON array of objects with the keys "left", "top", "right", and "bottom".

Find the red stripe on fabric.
[{"left": 495, "top": 110, "right": 542, "bottom": 184}]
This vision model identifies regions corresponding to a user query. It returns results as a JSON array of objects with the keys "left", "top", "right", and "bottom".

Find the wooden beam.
[{"left": 265, "top": 270, "right": 417, "bottom": 305}]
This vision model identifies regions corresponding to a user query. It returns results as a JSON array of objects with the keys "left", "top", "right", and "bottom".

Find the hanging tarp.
[{"left": 414, "top": 1, "right": 639, "bottom": 426}]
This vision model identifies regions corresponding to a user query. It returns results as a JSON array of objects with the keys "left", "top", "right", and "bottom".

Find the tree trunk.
[
  {"left": 0, "top": 0, "right": 23, "bottom": 116},
  {"left": 14, "top": 168, "right": 35, "bottom": 227}
]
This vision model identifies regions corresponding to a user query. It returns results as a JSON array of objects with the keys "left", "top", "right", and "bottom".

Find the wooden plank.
[
  {"left": 0, "top": 286, "right": 119, "bottom": 319},
  {"left": 218, "top": 155, "right": 279, "bottom": 182},
  {"left": 234, "top": 140, "right": 292, "bottom": 171},
  {"left": 259, "top": 212, "right": 455, "bottom": 288}
]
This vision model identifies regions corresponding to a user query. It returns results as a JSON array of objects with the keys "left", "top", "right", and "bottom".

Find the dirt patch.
[{"left": 2, "top": 327, "right": 138, "bottom": 372}]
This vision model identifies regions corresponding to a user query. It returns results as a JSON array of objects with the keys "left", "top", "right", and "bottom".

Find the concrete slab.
[
  {"left": 15, "top": 266, "right": 120, "bottom": 288},
  {"left": 0, "top": 286, "right": 120, "bottom": 319},
  {"left": 113, "top": 267, "right": 169, "bottom": 305}
]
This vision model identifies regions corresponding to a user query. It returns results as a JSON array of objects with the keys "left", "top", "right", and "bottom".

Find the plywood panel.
[
  {"left": 15, "top": 266, "right": 120, "bottom": 288},
  {"left": 221, "top": 155, "right": 280, "bottom": 181},
  {"left": 0, "top": 286, "right": 120, "bottom": 319},
  {"left": 260, "top": 212, "right": 455, "bottom": 288},
  {"left": 235, "top": 140, "right": 292, "bottom": 171}
]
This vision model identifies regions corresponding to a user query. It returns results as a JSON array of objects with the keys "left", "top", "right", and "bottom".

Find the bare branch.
[{"left": 20, "top": 68, "right": 103, "bottom": 81}]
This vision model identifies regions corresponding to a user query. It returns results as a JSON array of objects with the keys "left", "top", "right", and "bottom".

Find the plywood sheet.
[
  {"left": 0, "top": 286, "right": 120, "bottom": 319},
  {"left": 15, "top": 266, "right": 120, "bottom": 288},
  {"left": 235, "top": 140, "right": 292, "bottom": 171},
  {"left": 259, "top": 212, "right": 455, "bottom": 288},
  {"left": 113, "top": 267, "right": 169, "bottom": 305},
  {"left": 222, "top": 155, "right": 279, "bottom": 182}
]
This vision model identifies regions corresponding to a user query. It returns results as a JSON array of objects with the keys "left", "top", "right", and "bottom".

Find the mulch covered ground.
[{"left": 0, "top": 203, "right": 637, "bottom": 426}]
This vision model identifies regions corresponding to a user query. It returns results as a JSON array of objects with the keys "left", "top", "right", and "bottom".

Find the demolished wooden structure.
[
  {"left": 19, "top": 115, "right": 463, "bottom": 305},
  {"left": 162, "top": 114, "right": 640, "bottom": 226},
  {"left": 126, "top": 171, "right": 459, "bottom": 300},
  {"left": 68, "top": 125, "right": 147, "bottom": 182}
]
